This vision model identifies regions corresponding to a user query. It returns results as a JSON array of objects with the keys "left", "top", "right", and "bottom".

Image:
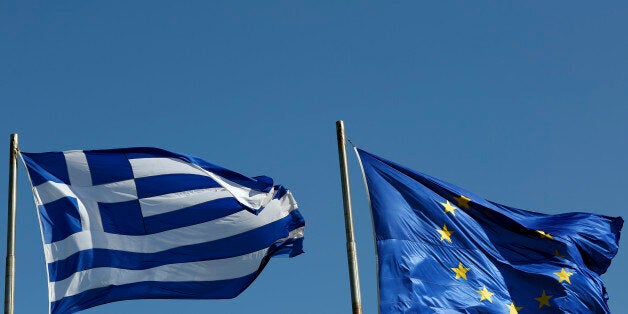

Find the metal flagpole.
[
  {"left": 335, "top": 121, "right": 362, "bottom": 314},
  {"left": 4, "top": 134, "right": 18, "bottom": 314}
]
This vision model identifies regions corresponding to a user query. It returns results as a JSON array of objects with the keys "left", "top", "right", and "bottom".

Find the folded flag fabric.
[
  {"left": 21, "top": 147, "right": 305, "bottom": 314},
  {"left": 356, "top": 148, "right": 622, "bottom": 313}
]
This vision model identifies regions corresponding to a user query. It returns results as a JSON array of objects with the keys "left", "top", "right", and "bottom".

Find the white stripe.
[
  {"left": 34, "top": 180, "right": 137, "bottom": 205},
  {"left": 139, "top": 187, "right": 232, "bottom": 217},
  {"left": 44, "top": 192, "right": 297, "bottom": 263},
  {"left": 64, "top": 151, "right": 92, "bottom": 186},
  {"left": 130, "top": 157, "right": 206, "bottom": 178},
  {"left": 130, "top": 157, "right": 275, "bottom": 210},
  {"left": 33, "top": 181, "right": 77, "bottom": 205},
  {"left": 72, "top": 179, "right": 137, "bottom": 203},
  {"left": 50, "top": 248, "right": 270, "bottom": 302}
]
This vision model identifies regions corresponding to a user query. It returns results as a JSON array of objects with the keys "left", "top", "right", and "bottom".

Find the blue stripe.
[
  {"left": 273, "top": 185, "right": 288, "bottom": 199},
  {"left": 51, "top": 275, "right": 257, "bottom": 314},
  {"left": 134, "top": 174, "right": 221, "bottom": 199},
  {"left": 142, "top": 186, "right": 291, "bottom": 234},
  {"left": 48, "top": 213, "right": 305, "bottom": 282},
  {"left": 143, "top": 197, "right": 243, "bottom": 234},
  {"left": 49, "top": 237, "right": 303, "bottom": 314}
]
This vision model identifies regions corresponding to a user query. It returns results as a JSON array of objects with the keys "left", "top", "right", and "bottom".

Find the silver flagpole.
[
  {"left": 335, "top": 121, "right": 362, "bottom": 314},
  {"left": 4, "top": 134, "right": 18, "bottom": 314}
]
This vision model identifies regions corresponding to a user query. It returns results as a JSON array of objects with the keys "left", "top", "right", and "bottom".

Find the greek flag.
[{"left": 21, "top": 148, "right": 305, "bottom": 314}]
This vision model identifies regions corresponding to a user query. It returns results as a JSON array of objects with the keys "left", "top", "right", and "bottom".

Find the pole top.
[
  {"left": 336, "top": 121, "right": 345, "bottom": 134},
  {"left": 10, "top": 133, "right": 17, "bottom": 149},
  {"left": 9, "top": 134, "right": 18, "bottom": 149}
]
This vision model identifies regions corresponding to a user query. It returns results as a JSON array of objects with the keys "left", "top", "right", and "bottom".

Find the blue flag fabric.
[
  {"left": 356, "top": 148, "right": 622, "bottom": 313},
  {"left": 21, "top": 148, "right": 305, "bottom": 314}
]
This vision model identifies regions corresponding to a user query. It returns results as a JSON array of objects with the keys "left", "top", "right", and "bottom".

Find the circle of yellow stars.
[{"left": 433, "top": 194, "right": 574, "bottom": 312}]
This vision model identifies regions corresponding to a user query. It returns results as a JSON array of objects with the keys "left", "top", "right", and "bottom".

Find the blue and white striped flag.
[{"left": 21, "top": 148, "right": 305, "bottom": 314}]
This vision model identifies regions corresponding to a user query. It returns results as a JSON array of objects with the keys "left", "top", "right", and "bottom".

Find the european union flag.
[{"left": 356, "top": 148, "right": 622, "bottom": 313}]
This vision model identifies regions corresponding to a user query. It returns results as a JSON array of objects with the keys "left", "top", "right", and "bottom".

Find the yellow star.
[
  {"left": 440, "top": 200, "right": 458, "bottom": 216},
  {"left": 437, "top": 224, "right": 454, "bottom": 243},
  {"left": 554, "top": 249, "right": 565, "bottom": 258},
  {"left": 536, "top": 230, "right": 553, "bottom": 239},
  {"left": 554, "top": 268, "right": 573, "bottom": 284},
  {"left": 454, "top": 195, "right": 471, "bottom": 209},
  {"left": 451, "top": 262, "right": 470, "bottom": 280},
  {"left": 476, "top": 286, "right": 494, "bottom": 303},
  {"left": 534, "top": 290, "right": 553, "bottom": 308},
  {"left": 506, "top": 301, "right": 523, "bottom": 314}
]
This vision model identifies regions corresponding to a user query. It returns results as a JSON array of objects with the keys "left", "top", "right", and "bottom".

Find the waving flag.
[
  {"left": 21, "top": 148, "right": 305, "bottom": 314},
  {"left": 356, "top": 148, "right": 622, "bottom": 313}
]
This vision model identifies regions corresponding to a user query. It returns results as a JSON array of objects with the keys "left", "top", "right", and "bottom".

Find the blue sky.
[{"left": 1, "top": 1, "right": 626, "bottom": 313}]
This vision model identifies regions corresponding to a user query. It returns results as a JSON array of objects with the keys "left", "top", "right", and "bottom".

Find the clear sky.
[{"left": 1, "top": 1, "right": 626, "bottom": 313}]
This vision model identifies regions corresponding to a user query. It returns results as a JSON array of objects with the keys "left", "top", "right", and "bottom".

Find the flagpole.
[
  {"left": 335, "top": 121, "right": 362, "bottom": 314},
  {"left": 4, "top": 134, "right": 18, "bottom": 314}
]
